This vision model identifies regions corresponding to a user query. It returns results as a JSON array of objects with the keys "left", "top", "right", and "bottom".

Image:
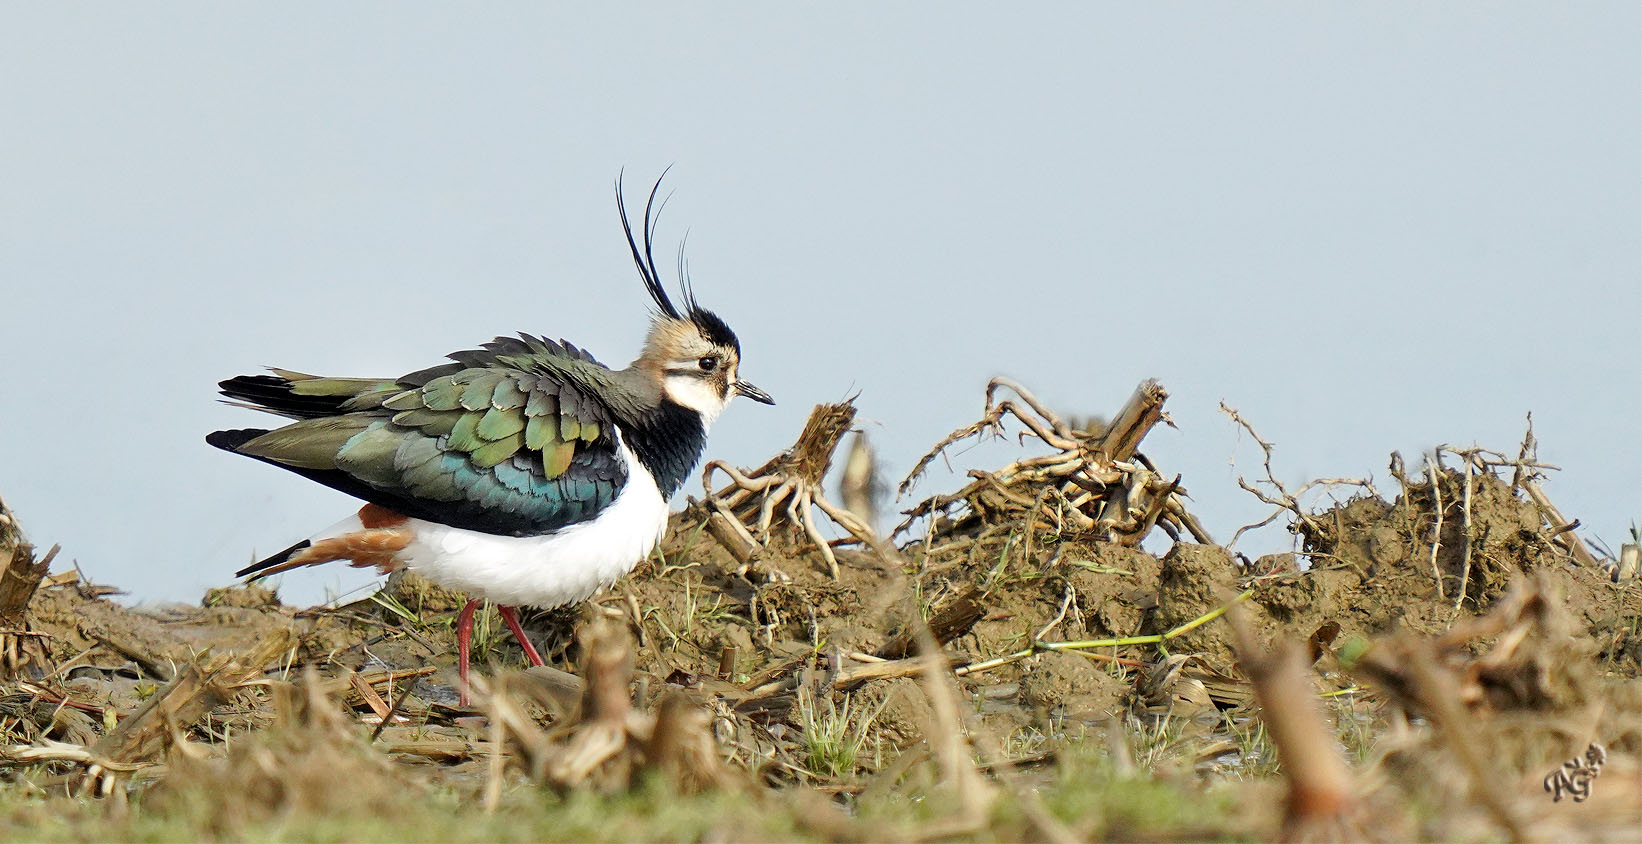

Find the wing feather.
[
  {"left": 210, "top": 334, "right": 631, "bottom": 537},
  {"left": 460, "top": 373, "right": 502, "bottom": 411},
  {"left": 525, "top": 414, "right": 558, "bottom": 451},
  {"left": 492, "top": 377, "right": 528, "bottom": 410},
  {"left": 477, "top": 406, "right": 526, "bottom": 440}
]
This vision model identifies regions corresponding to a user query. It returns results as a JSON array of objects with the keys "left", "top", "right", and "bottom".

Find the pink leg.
[
  {"left": 455, "top": 598, "right": 481, "bottom": 706},
  {"left": 497, "top": 605, "right": 546, "bottom": 667}
]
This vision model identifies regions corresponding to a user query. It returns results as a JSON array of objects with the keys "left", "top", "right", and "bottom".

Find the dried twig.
[
  {"left": 0, "top": 629, "right": 296, "bottom": 797},
  {"left": 1223, "top": 403, "right": 1323, "bottom": 546},
  {"left": 700, "top": 400, "right": 875, "bottom": 578},
  {"left": 897, "top": 379, "right": 1198, "bottom": 549},
  {"left": 909, "top": 612, "right": 995, "bottom": 840},
  {"left": 1427, "top": 454, "right": 1448, "bottom": 601},
  {"left": 0, "top": 738, "right": 148, "bottom": 772},
  {"left": 1520, "top": 477, "right": 1599, "bottom": 568},
  {"left": 1456, "top": 449, "right": 1476, "bottom": 608},
  {"left": 95, "top": 630, "right": 294, "bottom": 767}
]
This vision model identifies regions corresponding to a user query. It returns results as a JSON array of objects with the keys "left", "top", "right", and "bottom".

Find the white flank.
[{"left": 393, "top": 438, "right": 671, "bottom": 607}]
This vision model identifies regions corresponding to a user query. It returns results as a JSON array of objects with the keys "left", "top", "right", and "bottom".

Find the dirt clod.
[{"left": 1019, "top": 653, "right": 1130, "bottom": 720}]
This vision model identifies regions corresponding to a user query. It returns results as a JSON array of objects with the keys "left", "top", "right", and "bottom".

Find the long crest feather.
[
  {"left": 675, "top": 229, "right": 702, "bottom": 314},
  {"left": 617, "top": 168, "right": 680, "bottom": 319},
  {"left": 616, "top": 169, "right": 741, "bottom": 353}
]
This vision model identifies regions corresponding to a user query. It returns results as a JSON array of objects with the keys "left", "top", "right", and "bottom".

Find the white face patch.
[{"left": 662, "top": 373, "right": 731, "bottom": 426}]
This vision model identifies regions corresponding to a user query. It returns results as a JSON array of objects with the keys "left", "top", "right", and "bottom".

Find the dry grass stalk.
[
  {"left": 909, "top": 621, "right": 995, "bottom": 840},
  {"left": 700, "top": 399, "right": 878, "bottom": 578},
  {"left": 143, "top": 667, "right": 413, "bottom": 833},
  {"left": 94, "top": 629, "right": 294, "bottom": 767},
  {"left": 838, "top": 431, "right": 882, "bottom": 537},
  {"left": 1227, "top": 609, "right": 1354, "bottom": 840},
  {"left": 1418, "top": 452, "right": 1447, "bottom": 600},
  {"left": 1501, "top": 414, "right": 1601, "bottom": 569},
  {"left": 476, "top": 617, "right": 737, "bottom": 797},
  {"left": 0, "top": 738, "right": 147, "bottom": 772},
  {"left": 1093, "top": 377, "right": 1170, "bottom": 462},
  {"left": 1617, "top": 542, "right": 1640, "bottom": 582},
  {"left": 348, "top": 671, "right": 394, "bottom": 720},
  {"left": 896, "top": 378, "right": 1210, "bottom": 549},
  {"left": 827, "top": 653, "right": 962, "bottom": 691},
  {"left": 704, "top": 502, "right": 762, "bottom": 565},
  {"left": 344, "top": 665, "right": 437, "bottom": 718},
  {"left": 1519, "top": 477, "right": 1599, "bottom": 568},
  {"left": 0, "top": 628, "right": 298, "bottom": 797}
]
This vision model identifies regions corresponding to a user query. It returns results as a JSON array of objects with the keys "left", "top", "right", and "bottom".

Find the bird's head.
[{"left": 619, "top": 175, "right": 774, "bottom": 425}]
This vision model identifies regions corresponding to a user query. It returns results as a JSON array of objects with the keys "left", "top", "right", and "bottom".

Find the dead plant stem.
[
  {"left": 1427, "top": 454, "right": 1447, "bottom": 601},
  {"left": 955, "top": 589, "right": 1254, "bottom": 677},
  {"left": 1456, "top": 451, "right": 1475, "bottom": 609}
]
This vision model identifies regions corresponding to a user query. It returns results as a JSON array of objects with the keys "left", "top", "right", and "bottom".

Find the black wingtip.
[{"left": 236, "top": 539, "right": 310, "bottom": 580}]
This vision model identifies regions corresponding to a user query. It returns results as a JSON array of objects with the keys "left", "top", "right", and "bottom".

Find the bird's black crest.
[{"left": 690, "top": 307, "right": 740, "bottom": 353}]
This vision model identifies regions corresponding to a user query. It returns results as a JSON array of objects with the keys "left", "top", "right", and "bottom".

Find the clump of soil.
[
  {"left": 1018, "top": 653, "right": 1129, "bottom": 720},
  {"left": 1064, "top": 542, "right": 1161, "bottom": 639},
  {"left": 1150, "top": 543, "right": 1246, "bottom": 670},
  {"left": 1295, "top": 471, "right": 1639, "bottom": 674},
  {"left": 852, "top": 677, "right": 931, "bottom": 748}
]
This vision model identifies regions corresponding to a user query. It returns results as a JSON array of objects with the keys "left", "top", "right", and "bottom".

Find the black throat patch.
[{"left": 620, "top": 398, "right": 708, "bottom": 498}]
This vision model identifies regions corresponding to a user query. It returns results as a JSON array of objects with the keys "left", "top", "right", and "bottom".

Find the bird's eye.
[{"left": 698, "top": 356, "right": 718, "bottom": 373}]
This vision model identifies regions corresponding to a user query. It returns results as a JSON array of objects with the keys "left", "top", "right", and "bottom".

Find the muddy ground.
[{"left": 0, "top": 407, "right": 1638, "bottom": 841}]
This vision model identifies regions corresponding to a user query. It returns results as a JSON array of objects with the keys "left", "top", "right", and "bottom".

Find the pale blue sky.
[{"left": 2, "top": 5, "right": 1636, "bottom": 605}]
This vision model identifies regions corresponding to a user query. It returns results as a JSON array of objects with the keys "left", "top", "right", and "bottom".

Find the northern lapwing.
[{"left": 208, "top": 178, "right": 773, "bottom": 703}]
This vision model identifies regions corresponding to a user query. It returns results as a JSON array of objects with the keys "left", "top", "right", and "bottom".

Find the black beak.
[{"left": 734, "top": 380, "right": 774, "bottom": 405}]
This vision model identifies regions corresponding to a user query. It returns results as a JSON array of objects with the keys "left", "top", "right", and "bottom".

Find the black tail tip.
[
  {"left": 236, "top": 539, "right": 310, "bottom": 579},
  {"left": 207, "top": 428, "right": 267, "bottom": 453}
]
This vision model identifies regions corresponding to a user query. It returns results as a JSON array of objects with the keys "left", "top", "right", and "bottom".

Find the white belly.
[{"left": 394, "top": 441, "right": 671, "bottom": 607}]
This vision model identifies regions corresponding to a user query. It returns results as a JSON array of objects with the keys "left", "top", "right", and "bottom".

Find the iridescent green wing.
[{"left": 219, "top": 336, "right": 629, "bottom": 536}]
